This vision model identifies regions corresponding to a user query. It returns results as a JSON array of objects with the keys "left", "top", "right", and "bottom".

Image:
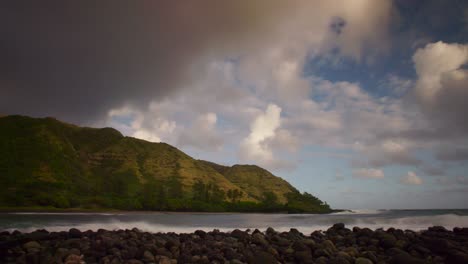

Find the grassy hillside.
[{"left": 0, "top": 115, "right": 331, "bottom": 213}]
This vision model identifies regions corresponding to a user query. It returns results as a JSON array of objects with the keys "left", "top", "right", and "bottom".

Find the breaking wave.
[{"left": 2, "top": 211, "right": 468, "bottom": 234}]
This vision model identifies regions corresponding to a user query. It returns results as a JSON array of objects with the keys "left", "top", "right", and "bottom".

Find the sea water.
[{"left": 1, "top": 209, "right": 467, "bottom": 233}]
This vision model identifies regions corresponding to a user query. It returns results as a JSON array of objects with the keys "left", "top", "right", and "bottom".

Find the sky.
[{"left": 1, "top": 0, "right": 468, "bottom": 209}]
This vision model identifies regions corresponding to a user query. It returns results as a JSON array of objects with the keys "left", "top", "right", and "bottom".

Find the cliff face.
[{"left": 0, "top": 115, "right": 330, "bottom": 212}]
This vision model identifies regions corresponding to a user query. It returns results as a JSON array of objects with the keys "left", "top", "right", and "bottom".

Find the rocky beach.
[{"left": 1, "top": 224, "right": 468, "bottom": 264}]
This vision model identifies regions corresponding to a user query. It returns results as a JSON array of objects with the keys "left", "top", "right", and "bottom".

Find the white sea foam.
[
  {"left": 3, "top": 214, "right": 468, "bottom": 234},
  {"left": 7, "top": 212, "right": 123, "bottom": 216}
]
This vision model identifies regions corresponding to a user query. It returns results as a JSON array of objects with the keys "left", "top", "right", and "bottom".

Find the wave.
[
  {"left": 7, "top": 212, "right": 123, "bottom": 216},
  {"left": 331, "top": 209, "right": 387, "bottom": 215},
  {"left": 3, "top": 214, "right": 467, "bottom": 234}
]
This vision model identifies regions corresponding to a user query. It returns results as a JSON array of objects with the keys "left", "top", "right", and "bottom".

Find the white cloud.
[
  {"left": 239, "top": 104, "right": 281, "bottom": 164},
  {"left": 352, "top": 168, "right": 384, "bottom": 179},
  {"left": 400, "top": 171, "right": 423, "bottom": 185},
  {"left": 413, "top": 41, "right": 468, "bottom": 102}
]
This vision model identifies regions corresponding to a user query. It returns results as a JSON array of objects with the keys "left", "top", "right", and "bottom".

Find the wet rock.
[
  {"left": 64, "top": 254, "right": 85, "bottom": 264},
  {"left": 291, "top": 240, "right": 308, "bottom": 251},
  {"left": 355, "top": 257, "right": 373, "bottom": 264},
  {"left": 143, "top": 250, "right": 155, "bottom": 262},
  {"left": 158, "top": 256, "right": 172, "bottom": 264},
  {"left": 295, "top": 250, "right": 313, "bottom": 263},
  {"left": 251, "top": 233, "right": 268, "bottom": 247},
  {"left": 231, "top": 229, "right": 249, "bottom": 241},
  {"left": 246, "top": 250, "right": 277, "bottom": 264},
  {"left": 68, "top": 228, "right": 82, "bottom": 239},
  {"left": 23, "top": 241, "right": 41, "bottom": 252},
  {"left": 315, "top": 256, "right": 329, "bottom": 264},
  {"left": 445, "top": 249, "right": 468, "bottom": 264},
  {"left": 337, "top": 251, "right": 352, "bottom": 262},
  {"left": 390, "top": 252, "right": 425, "bottom": 264},
  {"left": 320, "top": 240, "right": 337, "bottom": 252},
  {"left": 362, "top": 251, "right": 378, "bottom": 263}
]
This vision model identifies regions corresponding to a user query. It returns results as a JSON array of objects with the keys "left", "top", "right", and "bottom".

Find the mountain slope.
[
  {"left": 0, "top": 115, "right": 330, "bottom": 212},
  {"left": 198, "top": 161, "right": 296, "bottom": 204}
]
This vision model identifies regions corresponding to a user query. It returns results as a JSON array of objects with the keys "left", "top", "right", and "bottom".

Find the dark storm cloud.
[{"left": 0, "top": 1, "right": 289, "bottom": 123}]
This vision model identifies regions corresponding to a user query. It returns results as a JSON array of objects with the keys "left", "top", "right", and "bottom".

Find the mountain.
[{"left": 0, "top": 115, "right": 331, "bottom": 213}]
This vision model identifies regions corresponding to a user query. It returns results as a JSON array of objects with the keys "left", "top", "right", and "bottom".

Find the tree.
[
  {"left": 262, "top": 191, "right": 278, "bottom": 205},
  {"left": 167, "top": 176, "right": 183, "bottom": 199},
  {"left": 192, "top": 180, "right": 206, "bottom": 201}
]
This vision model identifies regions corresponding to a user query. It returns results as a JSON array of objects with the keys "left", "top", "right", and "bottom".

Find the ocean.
[{"left": 1, "top": 209, "right": 467, "bottom": 234}]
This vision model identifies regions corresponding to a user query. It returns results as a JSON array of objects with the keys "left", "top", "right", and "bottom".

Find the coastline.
[
  {"left": 1, "top": 224, "right": 467, "bottom": 263},
  {"left": 0, "top": 206, "right": 342, "bottom": 214}
]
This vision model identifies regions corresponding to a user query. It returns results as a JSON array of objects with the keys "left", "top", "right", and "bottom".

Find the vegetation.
[{"left": 0, "top": 115, "right": 332, "bottom": 213}]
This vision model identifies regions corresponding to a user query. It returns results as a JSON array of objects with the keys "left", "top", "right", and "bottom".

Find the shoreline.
[
  {"left": 0, "top": 207, "right": 343, "bottom": 214},
  {"left": 1, "top": 224, "right": 467, "bottom": 263}
]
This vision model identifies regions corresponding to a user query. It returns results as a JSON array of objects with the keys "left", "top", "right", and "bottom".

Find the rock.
[
  {"left": 302, "top": 239, "right": 316, "bottom": 248},
  {"left": 378, "top": 233, "right": 397, "bottom": 249},
  {"left": 68, "top": 228, "right": 82, "bottom": 238},
  {"left": 266, "top": 227, "right": 276, "bottom": 236},
  {"left": 343, "top": 247, "right": 358, "bottom": 257},
  {"left": 157, "top": 256, "right": 172, "bottom": 264},
  {"left": 445, "top": 249, "right": 468, "bottom": 264},
  {"left": 428, "top": 226, "right": 448, "bottom": 232},
  {"left": 390, "top": 253, "right": 425, "bottom": 264},
  {"left": 64, "top": 254, "right": 85, "bottom": 264},
  {"left": 126, "top": 260, "right": 144, "bottom": 264},
  {"left": 272, "top": 235, "right": 290, "bottom": 247},
  {"left": 295, "top": 250, "right": 313, "bottom": 263},
  {"left": 194, "top": 230, "right": 206, "bottom": 238},
  {"left": 231, "top": 229, "right": 249, "bottom": 241},
  {"left": 251, "top": 233, "right": 268, "bottom": 247},
  {"left": 246, "top": 250, "right": 277, "bottom": 264},
  {"left": 337, "top": 251, "right": 352, "bottom": 262},
  {"left": 69, "top": 248, "right": 81, "bottom": 256},
  {"left": 315, "top": 256, "right": 329, "bottom": 264},
  {"left": 23, "top": 241, "right": 41, "bottom": 251},
  {"left": 362, "top": 251, "right": 378, "bottom": 263},
  {"left": 143, "top": 250, "right": 155, "bottom": 262},
  {"left": 24, "top": 230, "right": 49, "bottom": 241},
  {"left": 54, "top": 247, "right": 69, "bottom": 262},
  {"left": 320, "top": 240, "right": 337, "bottom": 252},
  {"left": 356, "top": 257, "right": 373, "bottom": 264},
  {"left": 291, "top": 240, "right": 308, "bottom": 251}
]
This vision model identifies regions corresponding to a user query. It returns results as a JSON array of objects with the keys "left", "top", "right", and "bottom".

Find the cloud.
[
  {"left": 0, "top": 0, "right": 394, "bottom": 124},
  {"left": 436, "top": 176, "right": 468, "bottom": 186},
  {"left": 352, "top": 168, "right": 384, "bottom": 179},
  {"left": 239, "top": 104, "right": 281, "bottom": 164},
  {"left": 400, "top": 171, "right": 423, "bottom": 185},
  {"left": 178, "top": 113, "right": 223, "bottom": 151},
  {"left": 419, "top": 164, "right": 445, "bottom": 176},
  {"left": 412, "top": 41, "right": 468, "bottom": 136},
  {"left": 435, "top": 148, "right": 468, "bottom": 161}
]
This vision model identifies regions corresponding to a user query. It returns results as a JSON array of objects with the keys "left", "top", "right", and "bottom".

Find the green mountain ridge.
[{"left": 0, "top": 115, "right": 331, "bottom": 213}]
